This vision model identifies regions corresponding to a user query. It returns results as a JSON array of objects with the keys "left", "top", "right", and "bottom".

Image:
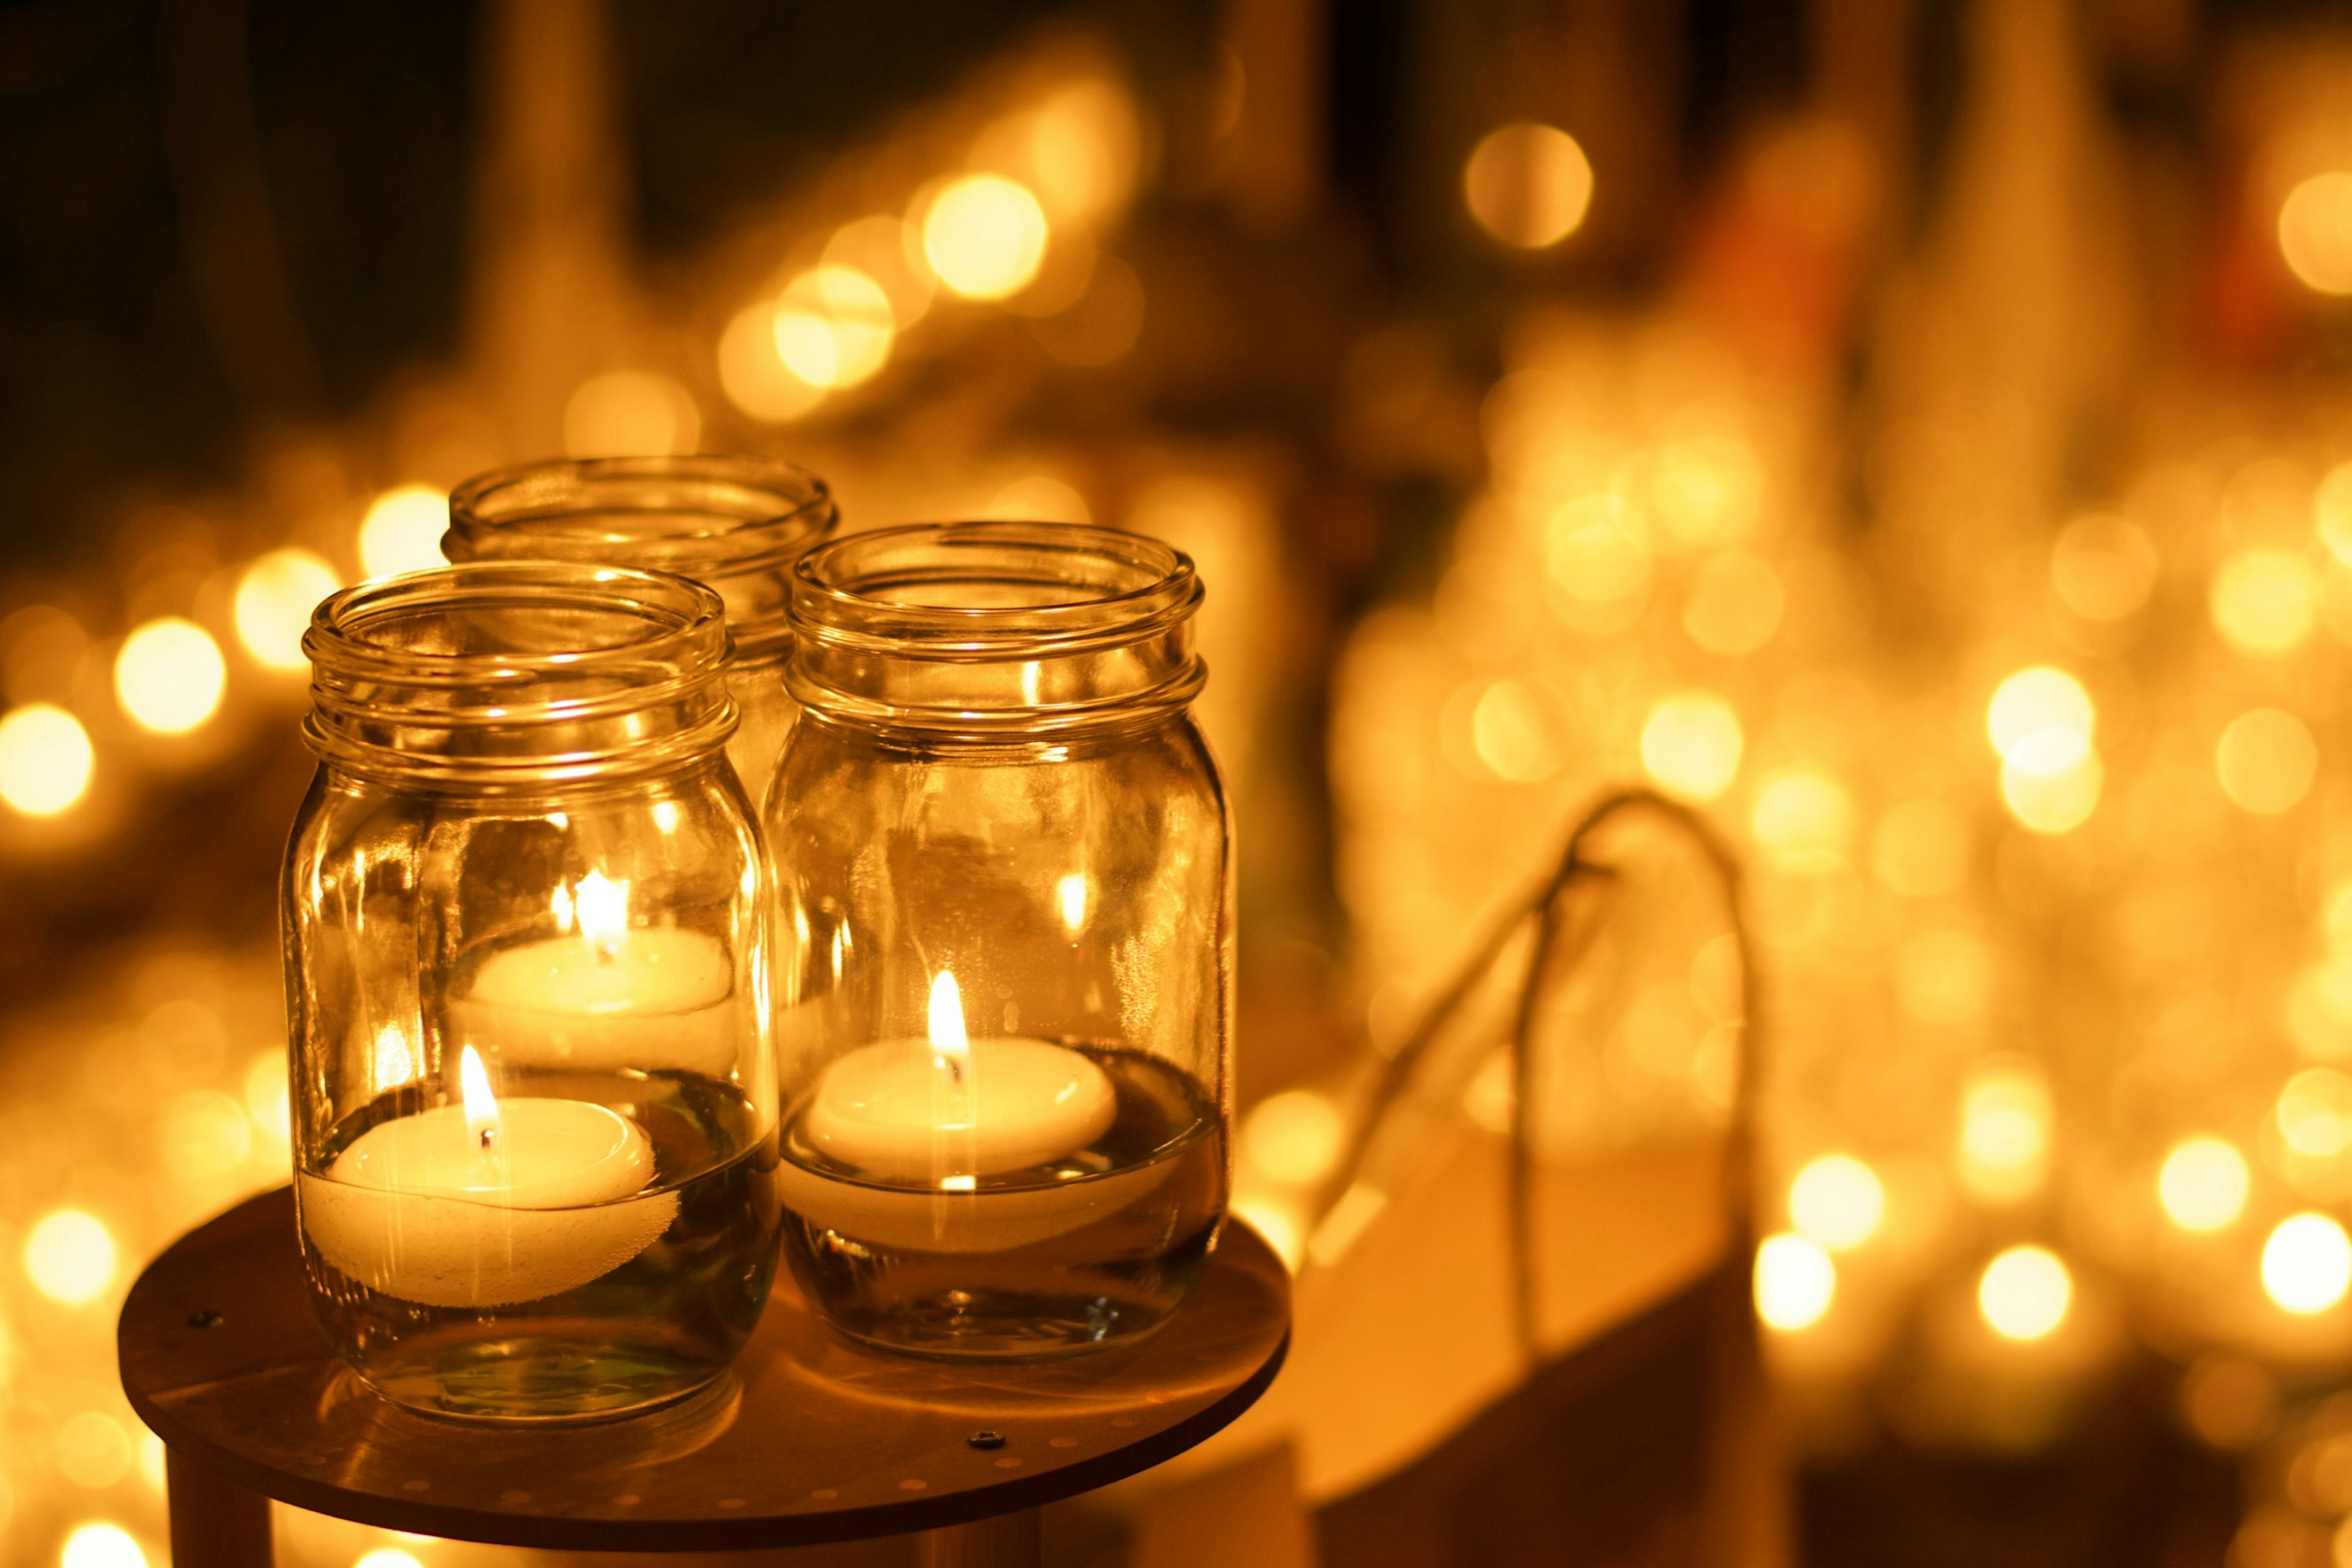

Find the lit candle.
[
  {"left": 780, "top": 971, "right": 1158, "bottom": 1253},
  {"left": 447, "top": 872, "right": 736, "bottom": 1077},
  {"left": 803, "top": 970, "right": 1116, "bottom": 1182},
  {"left": 299, "top": 1046, "right": 677, "bottom": 1308}
]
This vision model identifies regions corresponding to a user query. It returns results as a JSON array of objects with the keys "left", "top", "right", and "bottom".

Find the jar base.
[{"left": 345, "top": 1324, "right": 732, "bottom": 1423}]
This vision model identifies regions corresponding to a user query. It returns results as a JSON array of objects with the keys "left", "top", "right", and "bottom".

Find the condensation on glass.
[
  {"left": 443, "top": 455, "right": 839, "bottom": 810},
  {"left": 282, "top": 562, "right": 780, "bottom": 1421},
  {"left": 768, "top": 522, "right": 1234, "bottom": 1359}
]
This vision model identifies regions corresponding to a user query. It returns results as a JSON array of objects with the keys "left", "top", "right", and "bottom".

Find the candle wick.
[
  {"left": 479, "top": 1127, "right": 497, "bottom": 1150},
  {"left": 935, "top": 1052, "right": 963, "bottom": 1086}
]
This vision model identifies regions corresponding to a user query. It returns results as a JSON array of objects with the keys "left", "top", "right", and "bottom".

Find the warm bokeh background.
[{"left": 12, "top": 1, "right": 2352, "bottom": 1564}]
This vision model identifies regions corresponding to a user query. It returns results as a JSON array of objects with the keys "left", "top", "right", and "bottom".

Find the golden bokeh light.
[
  {"left": 2050, "top": 512, "right": 2159, "bottom": 621},
  {"left": 1978, "top": 1245, "right": 2072, "bottom": 1341},
  {"left": 1751, "top": 771, "right": 1855, "bottom": 864},
  {"left": 2329, "top": 881, "right": 2352, "bottom": 963},
  {"left": 113, "top": 618, "right": 226, "bottom": 736},
  {"left": 1640, "top": 691, "right": 1744, "bottom": 801},
  {"left": 1645, "top": 436, "right": 1762, "bottom": 548},
  {"left": 1986, "top": 666, "right": 2095, "bottom": 760},
  {"left": 1470, "top": 679, "right": 1569, "bottom": 782},
  {"left": 2211, "top": 548, "right": 2316, "bottom": 657},
  {"left": 1870, "top": 798, "right": 1970, "bottom": 897},
  {"left": 718, "top": 302, "right": 826, "bottom": 422},
  {"left": 2280, "top": 170, "right": 2352, "bottom": 296},
  {"left": 2157, "top": 1136, "right": 2250, "bottom": 1232},
  {"left": 921, "top": 174, "right": 1050, "bottom": 300},
  {"left": 2263, "top": 1212, "right": 2352, "bottom": 1314},
  {"left": 2316, "top": 461, "right": 2352, "bottom": 567},
  {"left": 1959, "top": 1063, "right": 2052, "bottom": 1202},
  {"left": 1682, "top": 551, "right": 1782, "bottom": 655},
  {"left": 561, "top": 369, "right": 700, "bottom": 457},
  {"left": 55, "top": 1411, "right": 132, "bottom": 1490},
  {"left": 2289, "top": 959, "right": 2352, "bottom": 1060},
  {"left": 357, "top": 484, "right": 450, "bottom": 580},
  {"left": 986, "top": 475, "right": 1093, "bottom": 524},
  {"left": 1544, "top": 494, "right": 1651, "bottom": 612},
  {"left": 1754, "top": 1231, "right": 1836, "bottom": 1332},
  {"left": 1464, "top": 123, "right": 1594, "bottom": 250},
  {"left": 2000, "top": 739, "right": 2103, "bottom": 835},
  {"left": 824, "top": 214, "right": 935, "bottom": 329},
  {"left": 772, "top": 266, "right": 897, "bottom": 390},
  {"left": 2216, "top": 707, "right": 2318, "bottom": 816},
  {"left": 355, "top": 1551, "right": 424, "bottom": 1568},
  {"left": 1017, "top": 79, "right": 1141, "bottom": 225},
  {"left": 2276, "top": 1068, "right": 2352, "bottom": 1159},
  {"left": 1244, "top": 1090, "right": 1344, "bottom": 1185},
  {"left": 24, "top": 1210, "right": 115, "bottom": 1304},
  {"left": 0, "top": 703, "right": 94, "bottom": 818},
  {"left": 1788, "top": 1153, "right": 1885, "bottom": 1251},
  {"left": 231, "top": 549, "right": 338, "bottom": 671},
  {"left": 1897, "top": 927, "right": 1992, "bottom": 1026},
  {"left": 1231, "top": 1197, "right": 1304, "bottom": 1272},
  {"left": 60, "top": 1523, "right": 145, "bottom": 1568}
]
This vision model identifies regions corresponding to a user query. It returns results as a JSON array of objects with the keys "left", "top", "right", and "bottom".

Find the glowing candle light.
[
  {"left": 297, "top": 1044, "right": 676, "bottom": 1308},
  {"left": 1978, "top": 1245, "right": 2071, "bottom": 1341}
]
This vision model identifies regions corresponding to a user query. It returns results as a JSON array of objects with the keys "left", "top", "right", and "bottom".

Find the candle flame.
[
  {"left": 570, "top": 871, "right": 631, "bottom": 952},
  {"left": 929, "top": 969, "right": 970, "bottom": 1072},
  {"left": 459, "top": 1044, "right": 502, "bottom": 1153}
]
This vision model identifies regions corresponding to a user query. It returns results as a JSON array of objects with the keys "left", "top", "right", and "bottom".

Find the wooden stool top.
[{"left": 119, "top": 1188, "right": 1288, "bottom": 1552}]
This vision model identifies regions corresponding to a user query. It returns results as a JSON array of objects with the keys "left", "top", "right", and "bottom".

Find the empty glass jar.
[
  {"left": 283, "top": 562, "right": 780, "bottom": 1421},
  {"left": 443, "top": 455, "right": 839, "bottom": 810},
  {"left": 767, "top": 522, "right": 1233, "bottom": 1359}
]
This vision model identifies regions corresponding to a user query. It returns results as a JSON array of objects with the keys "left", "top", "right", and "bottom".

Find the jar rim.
[
  {"left": 789, "top": 521, "right": 1201, "bottom": 656},
  {"left": 302, "top": 562, "right": 737, "bottom": 788},
  {"left": 445, "top": 456, "right": 838, "bottom": 660}
]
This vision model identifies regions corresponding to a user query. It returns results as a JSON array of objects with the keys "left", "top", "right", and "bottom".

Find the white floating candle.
[
  {"left": 802, "top": 971, "right": 1117, "bottom": 1183},
  {"left": 300, "top": 1046, "right": 677, "bottom": 1308},
  {"left": 448, "top": 873, "right": 735, "bottom": 1077}
]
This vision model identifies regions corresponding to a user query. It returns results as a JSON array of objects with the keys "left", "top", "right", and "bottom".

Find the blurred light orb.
[
  {"left": 60, "top": 1523, "right": 145, "bottom": 1568},
  {"left": 1897, "top": 927, "right": 1992, "bottom": 1026},
  {"left": 1640, "top": 691, "right": 1744, "bottom": 802},
  {"left": 2051, "top": 512, "right": 2160, "bottom": 620},
  {"left": 2276, "top": 1068, "right": 2352, "bottom": 1158},
  {"left": 355, "top": 1552, "right": 424, "bottom": 1568},
  {"left": 1870, "top": 798, "right": 1970, "bottom": 898},
  {"left": 1751, "top": 771, "right": 1854, "bottom": 864},
  {"left": 1646, "top": 436, "right": 1762, "bottom": 548},
  {"left": 162, "top": 1090, "right": 252, "bottom": 1180},
  {"left": 718, "top": 303, "right": 826, "bottom": 421},
  {"left": 55, "top": 1411, "right": 133, "bottom": 1489},
  {"left": 243, "top": 1049, "right": 291, "bottom": 1142},
  {"left": 1959, "top": 1064, "right": 2051, "bottom": 1202},
  {"left": 562, "top": 370, "right": 699, "bottom": 458},
  {"left": 1244, "top": 1090, "right": 1344, "bottom": 1185},
  {"left": 1682, "top": 551, "right": 1783, "bottom": 655},
  {"left": 1229, "top": 1197, "right": 1303, "bottom": 1272},
  {"left": 2158, "top": 1136, "right": 2250, "bottom": 1232},
  {"left": 1789, "top": 1154, "right": 1884, "bottom": 1251},
  {"left": 1544, "top": 495, "right": 1651, "bottom": 605},
  {"left": 232, "top": 549, "right": 339, "bottom": 671},
  {"left": 2329, "top": 882, "right": 2352, "bottom": 963},
  {"left": 2280, "top": 171, "right": 2352, "bottom": 295},
  {"left": 2290, "top": 957, "right": 2352, "bottom": 1060},
  {"left": 824, "top": 214, "right": 935, "bottom": 328},
  {"left": 986, "top": 475, "right": 1092, "bottom": 524},
  {"left": 25, "top": 1210, "right": 115, "bottom": 1303},
  {"left": 922, "top": 174, "right": 1050, "bottom": 300},
  {"left": 1015, "top": 79, "right": 1142, "bottom": 225},
  {"left": 1986, "top": 666, "right": 2095, "bottom": 760},
  {"left": 1978, "top": 1245, "right": 2072, "bottom": 1341},
  {"left": 2317, "top": 461, "right": 2352, "bottom": 566},
  {"left": 113, "top": 618, "right": 226, "bottom": 735},
  {"left": 1464, "top": 123, "right": 1594, "bottom": 250},
  {"left": 0, "top": 703, "right": 94, "bottom": 817},
  {"left": 2211, "top": 549, "right": 2316, "bottom": 656},
  {"left": 358, "top": 485, "right": 450, "bottom": 580},
  {"left": 2000, "top": 740, "right": 2103, "bottom": 835},
  {"left": 774, "top": 266, "right": 897, "bottom": 390},
  {"left": 1471, "top": 679, "right": 1569, "bottom": 782},
  {"left": 2264, "top": 1212, "right": 2352, "bottom": 1314},
  {"left": 1753, "top": 1232, "right": 1836, "bottom": 1332},
  {"left": 2217, "top": 708, "right": 2318, "bottom": 815}
]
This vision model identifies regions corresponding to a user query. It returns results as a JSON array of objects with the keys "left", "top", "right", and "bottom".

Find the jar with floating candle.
[
  {"left": 770, "top": 521, "right": 1232, "bottom": 1358},
  {"left": 284, "top": 561, "right": 780, "bottom": 1421},
  {"left": 443, "top": 454, "right": 839, "bottom": 810}
]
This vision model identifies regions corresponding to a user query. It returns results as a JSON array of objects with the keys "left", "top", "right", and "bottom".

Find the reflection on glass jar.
[
  {"left": 443, "top": 454, "right": 840, "bottom": 810},
  {"left": 283, "top": 562, "right": 780, "bottom": 1422},
  {"left": 769, "top": 522, "right": 1233, "bottom": 1359}
]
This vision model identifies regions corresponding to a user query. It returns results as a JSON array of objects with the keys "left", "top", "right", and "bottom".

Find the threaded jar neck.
[
  {"left": 444, "top": 456, "right": 838, "bottom": 662},
  {"left": 301, "top": 563, "right": 736, "bottom": 790},
  {"left": 785, "top": 522, "right": 1205, "bottom": 741}
]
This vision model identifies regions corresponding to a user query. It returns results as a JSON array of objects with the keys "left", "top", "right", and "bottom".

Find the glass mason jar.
[
  {"left": 283, "top": 562, "right": 781, "bottom": 1422},
  {"left": 767, "top": 522, "right": 1233, "bottom": 1359},
  {"left": 443, "top": 455, "right": 839, "bottom": 812}
]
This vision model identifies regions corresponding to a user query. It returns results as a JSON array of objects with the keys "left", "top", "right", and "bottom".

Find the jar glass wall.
[
  {"left": 284, "top": 562, "right": 780, "bottom": 1422},
  {"left": 768, "top": 522, "right": 1232, "bottom": 1359},
  {"left": 443, "top": 455, "right": 839, "bottom": 810}
]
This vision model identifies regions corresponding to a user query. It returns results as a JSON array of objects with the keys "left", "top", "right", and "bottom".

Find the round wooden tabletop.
[{"left": 118, "top": 1187, "right": 1289, "bottom": 1552}]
